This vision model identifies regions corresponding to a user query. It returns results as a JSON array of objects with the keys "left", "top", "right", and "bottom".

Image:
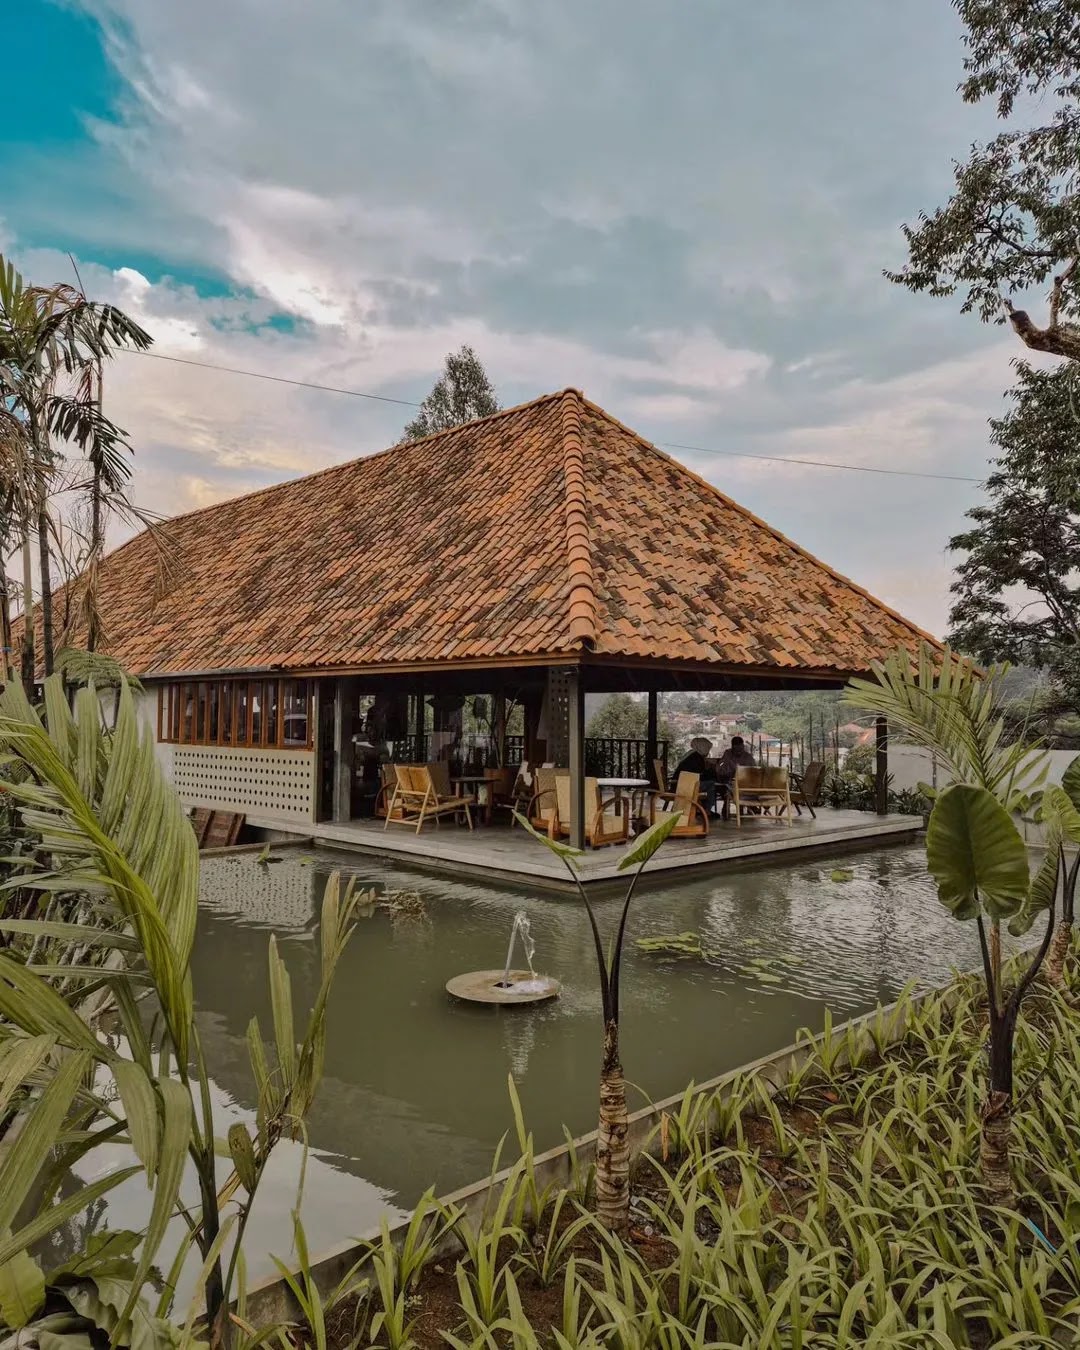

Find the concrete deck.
[{"left": 313, "top": 808, "right": 920, "bottom": 889}]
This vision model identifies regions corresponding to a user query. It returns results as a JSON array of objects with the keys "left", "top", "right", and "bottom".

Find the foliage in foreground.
[
  {"left": 279, "top": 970, "right": 1080, "bottom": 1350},
  {"left": 0, "top": 675, "right": 361, "bottom": 1350}
]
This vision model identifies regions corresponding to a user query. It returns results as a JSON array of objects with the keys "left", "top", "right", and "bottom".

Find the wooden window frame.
[{"left": 156, "top": 677, "right": 313, "bottom": 750}]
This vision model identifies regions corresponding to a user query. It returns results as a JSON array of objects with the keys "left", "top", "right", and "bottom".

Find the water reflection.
[{"left": 88, "top": 843, "right": 1004, "bottom": 1285}]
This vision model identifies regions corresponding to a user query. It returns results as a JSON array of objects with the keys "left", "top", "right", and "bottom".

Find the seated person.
[
  {"left": 715, "top": 736, "right": 757, "bottom": 819},
  {"left": 669, "top": 737, "right": 720, "bottom": 813}
]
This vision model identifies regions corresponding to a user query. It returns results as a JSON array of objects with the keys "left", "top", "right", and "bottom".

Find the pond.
[{"left": 70, "top": 841, "right": 1003, "bottom": 1286}]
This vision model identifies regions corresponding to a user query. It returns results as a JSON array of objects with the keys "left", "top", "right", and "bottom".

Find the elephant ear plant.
[
  {"left": 1040, "top": 756, "right": 1080, "bottom": 989},
  {"left": 513, "top": 809, "right": 680, "bottom": 1234},
  {"left": 925, "top": 783, "right": 1058, "bottom": 1207}
]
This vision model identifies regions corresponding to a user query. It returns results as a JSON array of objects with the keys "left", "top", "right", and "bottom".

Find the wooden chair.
[
  {"left": 528, "top": 767, "right": 561, "bottom": 835},
  {"left": 494, "top": 765, "right": 531, "bottom": 825},
  {"left": 385, "top": 763, "right": 474, "bottom": 833},
  {"left": 648, "top": 771, "right": 709, "bottom": 838},
  {"left": 374, "top": 762, "right": 397, "bottom": 819},
  {"left": 652, "top": 758, "right": 668, "bottom": 792},
  {"left": 732, "top": 766, "right": 793, "bottom": 827},
  {"left": 552, "top": 776, "right": 629, "bottom": 848},
  {"left": 790, "top": 761, "right": 826, "bottom": 818}
]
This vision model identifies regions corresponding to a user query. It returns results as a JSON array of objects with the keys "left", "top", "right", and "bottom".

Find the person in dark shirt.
[
  {"left": 715, "top": 735, "right": 756, "bottom": 821},
  {"left": 670, "top": 737, "right": 720, "bottom": 813}
]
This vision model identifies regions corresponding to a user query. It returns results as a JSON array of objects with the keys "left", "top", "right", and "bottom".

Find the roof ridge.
[
  {"left": 93, "top": 388, "right": 572, "bottom": 563},
  {"left": 561, "top": 389, "right": 597, "bottom": 650},
  {"left": 576, "top": 393, "right": 943, "bottom": 652}
]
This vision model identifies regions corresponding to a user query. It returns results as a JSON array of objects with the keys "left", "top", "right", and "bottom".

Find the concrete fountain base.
[{"left": 446, "top": 969, "right": 561, "bottom": 1005}]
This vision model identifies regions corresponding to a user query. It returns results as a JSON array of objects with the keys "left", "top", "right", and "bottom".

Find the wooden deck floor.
[{"left": 314, "top": 808, "right": 920, "bottom": 889}]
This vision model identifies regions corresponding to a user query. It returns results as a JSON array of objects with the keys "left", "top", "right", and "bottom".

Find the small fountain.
[{"left": 446, "top": 909, "right": 561, "bottom": 1005}]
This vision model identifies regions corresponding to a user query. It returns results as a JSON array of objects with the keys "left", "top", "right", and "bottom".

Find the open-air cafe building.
[{"left": 47, "top": 390, "right": 936, "bottom": 885}]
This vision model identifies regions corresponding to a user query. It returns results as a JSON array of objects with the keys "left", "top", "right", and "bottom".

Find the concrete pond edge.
[{"left": 243, "top": 976, "right": 960, "bottom": 1326}]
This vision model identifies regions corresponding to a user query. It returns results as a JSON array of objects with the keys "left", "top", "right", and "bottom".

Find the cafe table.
[
  {"left": 450, "top": 772, "right": 499, "bottom": 825},
  {"left": 597, "top": 777, "right": 652, "bottom": 832}
]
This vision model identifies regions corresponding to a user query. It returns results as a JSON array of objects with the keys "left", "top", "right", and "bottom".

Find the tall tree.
[
  {"left": 947, "top": 363, "right": 1080, "bottom": 707},
  {"left": 401, "top": 345, "right": 499, "bottom": 441},
  {"left": 889, "top": 1, "right": 1080, "bottom": 362}
]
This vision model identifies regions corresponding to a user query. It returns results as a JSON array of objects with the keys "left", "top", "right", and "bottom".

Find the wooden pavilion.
[{"left": 34, "top": 389, "right": 939, "bottom": 854}]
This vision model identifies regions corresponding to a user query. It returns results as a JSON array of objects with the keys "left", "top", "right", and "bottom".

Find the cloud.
[{"left": 3, "top": 0, "right": 1030, "bottom": 637}]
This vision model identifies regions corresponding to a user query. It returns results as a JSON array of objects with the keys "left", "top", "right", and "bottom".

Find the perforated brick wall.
[{"left": 172, "top": 746, "right": 315, "bottom": 823}]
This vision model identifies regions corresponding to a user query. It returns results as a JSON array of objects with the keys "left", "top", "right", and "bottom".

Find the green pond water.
[{"left": 65, "top": 841, "right": 1006, "bottom": 1287}]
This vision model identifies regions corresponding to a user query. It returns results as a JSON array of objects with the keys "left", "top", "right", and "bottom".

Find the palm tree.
[
  {"left": 0, "top": 254, "right": 151, "bottom": 683},
  {"left": 515, "top": 810, "right": 680, "bottom": 1232}
]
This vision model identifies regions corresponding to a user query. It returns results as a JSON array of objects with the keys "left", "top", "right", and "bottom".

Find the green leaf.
[
  {"left": 228, "top": 1122, "right": 258, "bottom": 1194},
  {"left": 830, "top": 868, "right": 854, "bottom": 882},
  {"left": 1043, "top": 782, "right": 1080, "bottom": 845},
  {"left": 0, "top": 1051, "right": 91, "bottom": 1235},
  {"left": 112, "top": 1060, "right": 160, "bottom": 1183},
  {"left": 925, "top": 784, "right": 1030, "bottom": 921},
  {"left": 1062, "top": 754, "right": 1080, "bottom": 813},
  {"left": 0, "top": 1249, "right": 45, "bottom": 1328},
  {"left": 616, "top": 810, "right": 680, "bottom": 871},
  {"left": 511, "top": 810, "right": 583, "bottom": 864}
]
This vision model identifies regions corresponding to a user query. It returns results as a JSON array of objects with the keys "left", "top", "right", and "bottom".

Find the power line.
[
  {"left": 130, "top": 350, "right": 422, "bottom": 408},
  {"left": 660, "top": 440, "right": 981, "bottom": 484},
  {"left": 126, "top": 347, "right": 984, "bottom": 485}
]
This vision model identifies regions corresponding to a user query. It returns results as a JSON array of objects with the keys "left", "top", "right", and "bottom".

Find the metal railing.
[{"left": 383, "top": 734, "right": 667, "bottom": 779}]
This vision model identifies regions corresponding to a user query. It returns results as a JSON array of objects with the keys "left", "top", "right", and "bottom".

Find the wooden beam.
[
  {"left": 332, "top": 679, "right": 352, "bottom": 822},
  {"left": 567, "top": 667, "right": 585, "bottom": 850},
  {"left": 646, "top": 689, "right": 658, "bottom": 785}
]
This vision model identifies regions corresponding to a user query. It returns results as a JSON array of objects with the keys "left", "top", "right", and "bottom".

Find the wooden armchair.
[
  {"left": 552, "top": 776, "right": 629, "bottom": 848},
  {"left": 498, "top": 763, "right": 534, "bottom": 826},
  {"left": 790, "top": 761, "right": 826, "bottom": 818},
  {"left": 732, "top": 766, "right": 792, "bottom": 827},
  {"left": 652, "top": 757, "right": 668, "bottom": 792},
  {"left": 384, "top": 764, "right": 474, "bottom": 833},
  {"left": 374, "top": 762, "right": 397, "bottom": 819},
  {"left": 527, "top": 767, "right": 561, "bottom": 835},
  {"left": 648, "top": 770, "right": 709, "bottom": 838}
]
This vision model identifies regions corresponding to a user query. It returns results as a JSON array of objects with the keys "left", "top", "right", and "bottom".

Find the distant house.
[{"left": 21, "top": 389, "right": 940, "bottom": 845}]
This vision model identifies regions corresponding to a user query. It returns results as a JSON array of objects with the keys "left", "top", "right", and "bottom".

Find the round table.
[{"left": 596, "top": 777, "right": 651, "bottom": 830}]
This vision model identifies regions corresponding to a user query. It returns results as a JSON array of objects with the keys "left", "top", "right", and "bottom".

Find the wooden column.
[
  {"left": 332, "top": 679, "right": 353, "bottom": 822},
  {"left": 646, "top": 689, "right": 659, "bottom": 785},
  {"left": 875, "top": 715, "right": 889, "bottom": 816},
  {"left": 494, "top": 691, "right": 507, "bottom": 767},
  {"left": 567, "top": 667, "right": 586, "bottom": 850}
]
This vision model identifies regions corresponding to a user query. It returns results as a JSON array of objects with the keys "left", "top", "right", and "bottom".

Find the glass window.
[
  {"left": 220, "top": 682, "right": 233, "bottom": 745},
  {"left": 250, "top": 684, "right": 263, "bottom": 745},
  {"left": 169, "top": 686, "right": 180, "bottom": 742},
  {"left": 208, "top": 683, "right": 220, "bottom": 744},
  {"left": 282, "top": 679, "right": 310, "bottom": 746},
  {"left": 181, "top": 684, "right": 194, "bottom": 743},
  {"left": 263, "top": 680, "right": 279, "bottom": 745},
  {"left": 236, "top": 683, "right": 250, "bottom": 744}
]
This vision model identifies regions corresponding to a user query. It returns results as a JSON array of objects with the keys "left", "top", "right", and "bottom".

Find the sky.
[{"left": 4, "top": 0, "right": 1048, "bottom": 637}]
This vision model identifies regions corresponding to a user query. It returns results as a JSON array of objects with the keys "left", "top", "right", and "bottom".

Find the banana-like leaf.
[
  {"left": 0, "top": 1249, "right": 45, "bottom": 1328},
  {"left": 616, "top": 811, "right": 680, "bottom": 871},
  {"left": 0, "top": 1164, "right": 139, "bottom": 1272},
  {"left": 119, "top": 1077, "right": 192, "bottom": 1332},
  {"left": 1046, "top": 780, "right": 1080, "bottom": 844},
  {"left": 112, "top": 1060, "right": 160, "bottom": 1184},
  {"left": 0, "top": 955, "right": 106, "bottom": 1057},
  {"left": 245, "top": 1016, "right": 277, "bottom": 1133},
  {"left": 267, "top": 936, "right": 296, "bottom": 1098},
  {"left": 846, "top": 645, "right": 1047, "bottom": 812},
  {"left": 511, "top": 810, "right": 583, "bottom": 864},
  {"left": 0, "top": 1051, "right": 92, "bottom": 1235},
  {"left": 1009, "top": 819, "right": 1062, "bottom": 937},
  {"left": 925, "top": 784, "right": 1030, "bottom": 921},
  {"left": 0, "top": 1035, "right": 56, "bottom": 1121}
]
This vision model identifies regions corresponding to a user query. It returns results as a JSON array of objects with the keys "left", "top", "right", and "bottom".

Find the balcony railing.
[{"left": 383, "top": 734, "right": 668, "bottom": 779}]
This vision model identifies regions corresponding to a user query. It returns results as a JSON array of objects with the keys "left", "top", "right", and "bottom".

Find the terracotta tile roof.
[{"left": 33, "top": 389, "right": 940, "bottom": 678}]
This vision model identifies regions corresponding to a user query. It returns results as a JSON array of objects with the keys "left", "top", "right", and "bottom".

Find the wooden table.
[
  {"left": 451, "top": 773, "right": 499, "bottom": 825},
  {"left": 597, "top": 777, "right": 651, "bottom": 832}
]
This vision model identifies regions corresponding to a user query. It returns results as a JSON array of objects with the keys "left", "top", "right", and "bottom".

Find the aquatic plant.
[{"left": 513, "top": 810, "right": 680, "bottom": 1233}]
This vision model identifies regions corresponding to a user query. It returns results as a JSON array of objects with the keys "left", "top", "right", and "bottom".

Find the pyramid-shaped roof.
[{"left": 53, "top": 389, "right": 939, "bottom": 679}]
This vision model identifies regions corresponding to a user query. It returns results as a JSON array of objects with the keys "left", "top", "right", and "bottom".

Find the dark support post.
[
  {"left": 494, "top": 690, "right": 507, "bottom": 767},
  {"left": 568, "top": 667, "right": 586, "bottom": 850},
  {"left": 646, "top": 689, "right": 659, "bottom": 784},
  {"left": 875, "top": 715, "right": 888, "bottom": 816},
  {"left": 332, "top": 679, "right": 352, "bottom": 822}
]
